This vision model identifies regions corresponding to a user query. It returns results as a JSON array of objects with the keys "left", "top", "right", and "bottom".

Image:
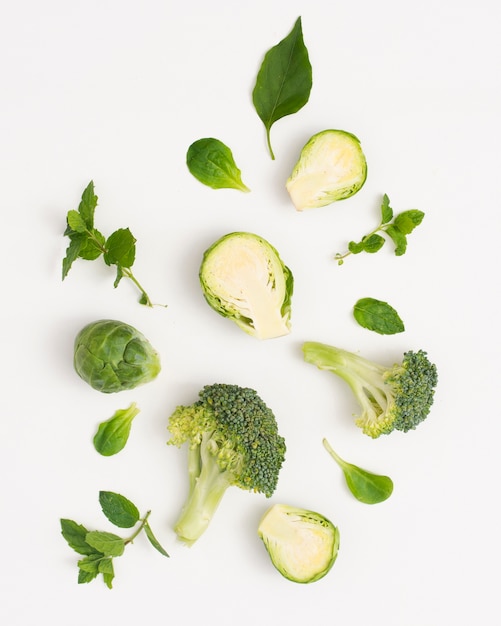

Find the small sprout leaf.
[
  {"left": 93, "top": 403, "right": 141, "bottom": 456},
  {"left": 186, "top": 138, "right": 250, "bottom": 192}
]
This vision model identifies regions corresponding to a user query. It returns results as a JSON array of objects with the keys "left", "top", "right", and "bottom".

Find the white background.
[{"left": 1, "top": 1, "right": 499, "bottom": 624}]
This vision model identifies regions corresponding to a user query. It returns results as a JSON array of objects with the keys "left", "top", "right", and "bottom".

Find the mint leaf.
[
  {"left": 85, "top": 531, "right": 125, "bottom": 557},
  {"left": 104, "top": 228, "right": 136, "bottom": 268},
  {"left": 62, "top": 237, "right": 84, "bottom": 279},
  {"left": 252, "top": 17, "right": 312, "bottom": 159},
  {"left": 77, "top": 553, "right": 104, "bottom": 574},
  {"left": 78, "top": 180, "right": 98, "bottom": 229},
  {"left": 66, "top": 210, "right": 87, "bottom": 233},
  {"left": 380, "top": 193, "right": 393, "bottom": 223},
  {"left": 144, "top": 521, "right": 170, "bottom": 557},
  {"left": 77, "top": 229, "right": 105, "bottom": 261},
  {"left": 78, "top": 568, "right": 98, "bottom": 584},
  {"left": 385, "top": 224, "right": 408, "bottom": 256},
  {"left": 393, "top": 209, "right": 425, "bottom": 234},
  {"left": 362, "top": 234, "right": 385, "bottom": 253},
  {"left": 353, "top": 297, "right": 405, "bottom": 335},
  {"left": 93, "top": 403, "right": 140, "bottom": 457},
  {"left": 60, "top": 519, "right": 96, "bottom": 556},
  {"left": 99, "top": 491, "right": 140, "bottom": 528}
]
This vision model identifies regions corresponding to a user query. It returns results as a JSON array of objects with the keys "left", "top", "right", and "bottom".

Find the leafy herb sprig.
[
  {"left": 335, "top": 194, "right": 425, "bottom": 265},
  {"left": 61, "top": 491, "right": 169, "bottom": 588},
  {"left": 62, "top": 181, "right": 159, "bottom": 306}
]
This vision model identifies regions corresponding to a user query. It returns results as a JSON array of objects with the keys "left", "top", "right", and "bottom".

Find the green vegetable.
[
  {"left": 252, "top": 17, "right": 312, "bottom": 160},
  {"left": 322, "top": 439, "right": 393, "bottom": 504},
  {"left": 186, "top": 137, "right": 250, "bottom": 192},
  {"left": 62, "top": 181, "right": 160, "bottom": 306},
  {"left": 199, "top": 232, "right": 294, "bottom": 340},
  {"left": 60, "top": 491, "right": 169, "bottom": 589},
  {"left": 335, "top": 194, "right": 425, "bottom": 264},
  {"left": 74, "top": 319, "right": 161, "bottom": 393},
  {"left": 353, "top": 297, "right": 405, "bottom": 335},
  {"left": 258, "top": 503, "right": 339, "bottom": 584},
  {"left": 167, "top": 383, "right": 286, "bottom": 546},
  {"left": 303, "top": 342, "right": 438, "bottom": 438},
  {"left": 286, "top": 129, "right": 367, "bottom": 211},
  {"left": 93, "top": 403, "right": 140, "bottom": 456}
]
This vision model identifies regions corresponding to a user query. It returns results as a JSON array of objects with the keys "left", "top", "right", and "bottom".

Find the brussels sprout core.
[
  {"left": 286, "top": 129, "right": 367, "bottom": 211},
  {"left": 199, "top": 232, "right": 293, "bottom": 340},
  {"left": 74, "top": 319, "right": 161, "bottom": 393},
  {"left": 258, "top": 503, "right": 340, "bottom": 583}
]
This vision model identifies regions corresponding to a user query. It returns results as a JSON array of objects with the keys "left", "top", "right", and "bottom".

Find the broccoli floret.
[
  {"left": 303, "top": 342, "right": 438, "bottom": 438},
  {"left": 167, "top": 383, "right": 286, "bottom": 545}
]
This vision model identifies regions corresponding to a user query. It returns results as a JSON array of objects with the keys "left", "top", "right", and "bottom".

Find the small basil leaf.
[
  {"left": 353, "top": 297, "right": 405, "bottom": 335},
  {"left": 144, "top": 521, "right": 170, "bottom": 557},
  {"left": 104, "top": 228, "right": 136, "bottom": 268},
  {"left": 252, "top": 16, "right": 312, "bottom": 159},
  {"left": 385, "top": 224, "right": 408, "bottom": 255},
  {"left": 99, "top": 491, "right": 140, "bottom": 529},
  {"left": 323, "top": 439, "right": 393, "bottom": 504},
  {"left": 93, "top": 403, "right": 140, "bottom": 457},
  {"left": 393, "top": 209, "right": 425, "bottom": 234},
  {"left": 362, "top": 233, "right": 385, "bottom": 253},
  {"left": 380, "top": 193, "right": 393, "bottom": 224},
  {"left": 187, "top": 138, "right": 250, "bottom": 192},
  {"left": 85, "top": 531, "right": 125, "bottom": 557}
]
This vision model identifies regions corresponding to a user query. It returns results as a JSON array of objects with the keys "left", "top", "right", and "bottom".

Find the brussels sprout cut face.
[
  {"left": 199, "top": 232, "right": 293, "bottom": 340},
  {"left": 74, "top": 319, "right": 161, "bottom": 393},
  {"left": 286, "top": 129, "right": 367, "bottom": 211},
  {"left": 258, "top": 503, "right": 340, "bottom": 583}
]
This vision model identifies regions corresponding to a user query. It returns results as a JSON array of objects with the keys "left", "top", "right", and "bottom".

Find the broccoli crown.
[
  {"left": 302, "top": 342, "right": 438, "bottom": 438},
  {"left": 168, "top": 383, "right": 286, "bottom": 497}
]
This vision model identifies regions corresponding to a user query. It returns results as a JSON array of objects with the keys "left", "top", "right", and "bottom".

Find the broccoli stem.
[{"left": 174, "top": 450, "right": 231, "bottom": 546}]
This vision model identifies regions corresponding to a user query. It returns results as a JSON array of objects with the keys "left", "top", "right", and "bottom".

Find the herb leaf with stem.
[
  {"left": 62, "top": 181, "right": 161, "bottom": 307},
  {"left": 323, "top": 438, "right": 394, "bottom": 504},
  {"left": 334, "top": 194, "right": 425, "bottom": 265}
]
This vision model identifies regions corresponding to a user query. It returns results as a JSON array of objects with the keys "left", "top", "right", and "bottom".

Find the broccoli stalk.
[
  {"left": 303, "top": 342, "right": 438, "bottom": 438},
  {"left": 167, "top": 384, "right": 286, "bottom": 545}
]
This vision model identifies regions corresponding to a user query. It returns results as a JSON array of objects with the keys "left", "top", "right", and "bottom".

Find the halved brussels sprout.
[
  {"left": 199, "top": 232, "right": 293, "bottom": 340},
  {"left": 74, "top": 319, "right": 161, "bottom": 393},
  {"left": 286, "top": 129, "right": 367, "bottom": 211},
  {"left": 258, "top": 503, "right": 340, "bottom": 583}
]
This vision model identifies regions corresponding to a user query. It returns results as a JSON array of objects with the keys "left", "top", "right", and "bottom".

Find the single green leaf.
[
  {"left": 353, "top": 297, "right": 405, "bottom": 335},
  {"left": 62, "top": 236, "right": 84, "bottom": 279},
  {"left": 252, "top": 16, "right": 312, "bottom": 159},
  {"left": 85, "top": 531, "right": 125, "bottom": 557},
  {"left": 143, "top": 521, "right": 170, "bottom": 557},
  {"left": 77, "top": 553, "right": 104, "bottom": 574},
  {"left": 362, "top": 233, "right": 385, "bottom": 253},
  {"left": 60, "top": 519, "right": 96, "bottom": 555},
  {"left": 78, "top": 180, "right": 98, "bottom": 229},
  {"left": 385, "top": 224, "right": 408, "bottom": 256},
  {"left": 93, "top": 403, "right": 140, "bottom": 457},
  {"left": 66, "top": 210, "right": 88, "bottom": 233},
  {"left": 186, "top": 138, "right": 250, "bottom": 192},
  {"left": 99, "top": 491, "right": 140, "bottom": 528},
  {"left": 380, "top": 193, "right": 393, "bottom": 224},
  {"left": 104, "top": 228, "right": 136, "bottom": 268},
  {"left": 100, "top": 559, "right": 115, "bottom": 589},
  {"left": 78, "top": 229, "right": 105, "bottom": 260},
  {"left": 393, "top": 209, "right": 425, "bottom": 235},
  {"left": 323, "top": 439, "right": 393, "bottom": 504},
  {"left": 78, "top": 568, "right": 98, "bottom": 584},
  {"left": 347, "top": 240, "right": 365, "bottom": 254}
]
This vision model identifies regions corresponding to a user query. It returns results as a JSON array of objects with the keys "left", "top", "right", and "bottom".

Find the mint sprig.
[
  {"left": 62, "top": 181, "right": 161, "bottom": 307},
  {"left": 61, "top": 491, "right": 169, "bottom": 589},
  {"left": 335, "top": 194, "right": 425, "bottom": 265}
]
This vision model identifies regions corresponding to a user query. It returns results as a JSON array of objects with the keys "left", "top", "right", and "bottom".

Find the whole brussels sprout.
[{"left": 74, "top": 319, "right": 161, "bottom": 393}]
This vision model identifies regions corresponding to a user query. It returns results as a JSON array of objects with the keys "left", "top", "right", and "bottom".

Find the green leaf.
[
  {"left": 143, "top": 521, "right": 170, "bottom": 557},
  {"left": 380, "top": 193, "right": 393, "bottom": 224},
  {"left": 186, "top": 138, "right": 250, "bottom": 192},
  {"left": 66, "top": 210, "right": 88, "bottom": 233},
  {"left": 362, "top": 233, "right": 385, "bottom": 253},
  {"left": 385, "top": 224, "right": 408, "bottom": 256},
  {"left": 85, "top": 531, "right": 125, "bottom": 557},
  {"left": 78, "top": 229, "right": 105, "bottom": 260},
  {"left": 77, "top": 553, "right": 104, "bottom": 574},
  {"left": 99, "top": 491, "right": 140, "bottom": 528},
  {"left": 60, "top": 519, "right": 97, "bottom": 555},
  {"left": 347, "top": 241, "right": 365, "bottom": 254},
  {"left": 393, "top": 209, "right": 425, "bottom": 235},
  {"left": 78, "top": 567, "right": 98, "bottom": 584},
  {"left": 99, "top": 558, "right": 115, "bottom": 589},
  {"left": 78, "top": 180, "right": 98, "bottom": 229},
  {"left": 353, "top": 297, "right": 405, "bottom": 335},
  {"left": 323, "top": 439, "right": 393, "bottom": 504},
  {"left": 104, "top": 228, "right": 136, "bottom": 268},
  {"left": 62, "top": 236, "right": 84, "bottom": 279},
  {"left": 93, "top": 403, "right": 140, "bottom": 457},
  {"left": 252, "top": 17, "right": 312, "bottom": 159}
]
